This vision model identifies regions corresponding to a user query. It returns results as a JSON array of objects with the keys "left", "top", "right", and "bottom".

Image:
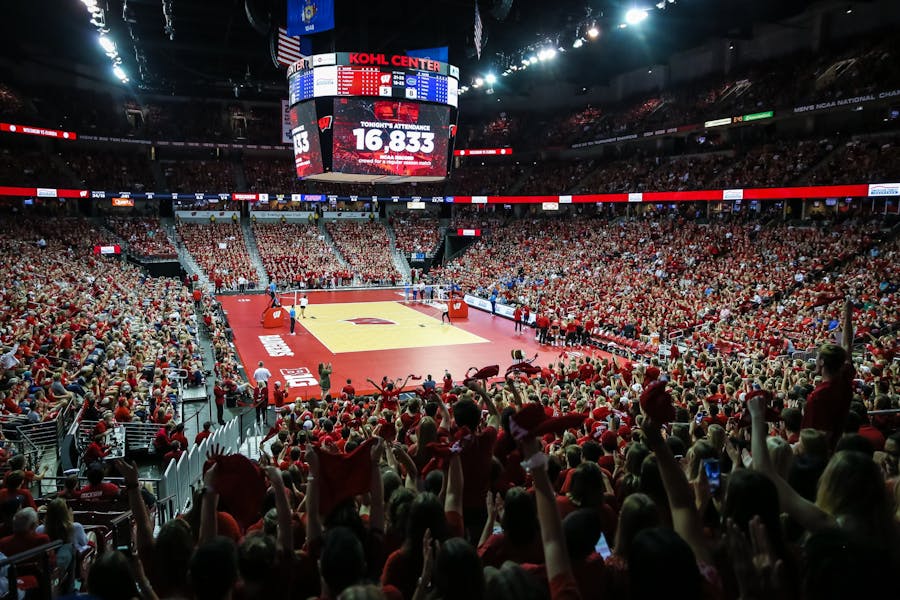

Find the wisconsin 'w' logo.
[{"left": 344, "top": 317, "right": 396, "bottom": 325}]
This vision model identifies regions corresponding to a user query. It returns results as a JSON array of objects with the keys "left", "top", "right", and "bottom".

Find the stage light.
[
  {"left": 98, "top": 35, "right": 116, "bottom": 53},
  {"left": 112, "top": 65, "right": 128, "bottom": 81},
  {"left": 474, "top": 76, "right": 484, "bottom": 86},
  {"left": 538, "top": 48, "right": 557, "bottom": 61},
  {"left": 619, "top": 23, "right": 628, "bottom": 29},
  {"left": 656, "top": 1, "right": 665, "bottom": 8},
  {"left": 485, "top": 73, "right": 497, "bottom": 84},
  {"left": 573, "top": 38, "right": 584, "bottom": 48},
  {"left": 625, "top": 8, "right": 649, "bottom": 25},
  {"left": 82, "top": 0, "right": 98, "bottom": 7},
  {"left": 587, "top": 26, "right": 599, "bottom": 39},
  {"left": 521, "top": 58, "right": 530, "bottom": 65},
  {"left": 528, "top": 56, "right": 538, "bottom": 64}
]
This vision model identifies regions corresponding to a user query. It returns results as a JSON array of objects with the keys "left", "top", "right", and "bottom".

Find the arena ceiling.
[{"left": 3, "top": 0, "right": 828, "bottom": 98}]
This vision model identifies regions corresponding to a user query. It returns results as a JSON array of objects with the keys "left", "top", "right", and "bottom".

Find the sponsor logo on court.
[
  {"left": 259, "top": 335, "right": 294, "bottom": 357},
  {"left": 343, "top": 317, "right": 396, "bottom": 325},
  {"left": 280, "top": 367, "right": 318, "bottom": 387}
]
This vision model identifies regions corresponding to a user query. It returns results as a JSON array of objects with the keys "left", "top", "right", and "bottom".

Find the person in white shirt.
[
  {"left": 0, "top": 343, "right": 20, "bottom": 374},
  {"left": 299, "top": 294, "right": 309, "bottom": 318},
  {"left": 252, "top": 361, "right": 272, "bottom": 425}
]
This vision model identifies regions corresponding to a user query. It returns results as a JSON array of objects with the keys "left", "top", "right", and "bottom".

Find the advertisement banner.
[
  {"left": 868, "top": 183, "right": 900, "bottom": 197},
  {"left": 463, "top": 295, "right": 536, "bottom": 323}
]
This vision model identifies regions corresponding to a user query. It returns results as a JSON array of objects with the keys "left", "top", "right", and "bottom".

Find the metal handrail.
[{"left": 0, "top": 540, "right": 64, "bottom": 600}]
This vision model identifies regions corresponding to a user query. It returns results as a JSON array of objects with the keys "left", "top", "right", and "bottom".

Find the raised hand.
[
  {"left": 112, "top": 459, "right": 139, "bottom": 488},
  {"left": 724, "top": 517, "right": 786, "bottom": 600}
]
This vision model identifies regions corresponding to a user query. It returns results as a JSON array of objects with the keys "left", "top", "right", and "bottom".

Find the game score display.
[{"left": 287, "top": 52, "right": 459, "bottom": 182}]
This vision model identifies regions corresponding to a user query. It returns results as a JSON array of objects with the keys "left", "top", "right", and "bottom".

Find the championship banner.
[
  {"left": 281, "top": 100, "right": 293, "bottom": 144},
  {"left": 287, "top": 0, "right": 335, "bottom": 36}
]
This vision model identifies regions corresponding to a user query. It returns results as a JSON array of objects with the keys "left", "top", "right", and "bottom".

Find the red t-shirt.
[
  {"left": 76, "top": 482, "right": 121, "bottom": 501},
  {"left": 0, "top": 532, "right": 50, "bottom": 557},
  {"left": 0, "top": 487, "right": 36, "bottom": 509},
  {"left": 195, "top": 430, "right": 212, "bottom": 445},
  {"left": 802, "top": 366, "right": 854, "bottom": 437},
  {"left": 461, "top": 426, "right": 499, "bottom": 509}
]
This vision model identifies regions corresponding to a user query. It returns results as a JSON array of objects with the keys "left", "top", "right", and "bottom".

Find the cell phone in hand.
[
  {"left": 703, "top": 458, "right": 721, "bottom": 493},
  {"left": 695, "top": 411, "right": 706, "bottom": 425},
  {"left": 594, "top": 532, "right": 612, "bottom": 559}
]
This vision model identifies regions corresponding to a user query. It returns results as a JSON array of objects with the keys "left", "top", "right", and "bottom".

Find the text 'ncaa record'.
[{"left": 332, "top": 98, "right": 450, "bottom": 178}]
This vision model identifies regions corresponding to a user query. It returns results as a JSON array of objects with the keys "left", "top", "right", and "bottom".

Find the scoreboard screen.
[
  {"left": 332, "top": 98, "right": 450, "bottom": 178},
  {"left": 286, "top": 52, "right": 459, "bottom": 182},
  {"left": 290, "top": 65, "right": 457, "bottom": 107},
  {"left": 290, "top": 102, "right": 324, "bottom": 178}
]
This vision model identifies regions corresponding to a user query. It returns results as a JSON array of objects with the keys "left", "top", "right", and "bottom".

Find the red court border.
[{"left": 218, "top": 289, "right": 608, "bottom": 400}]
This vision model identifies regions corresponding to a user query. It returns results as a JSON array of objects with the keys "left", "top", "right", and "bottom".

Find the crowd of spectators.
[
  {"left": 519, "top": 161, "right": 597, "bottom": 195},
  {"left": 244, "top": 157, "right": 305, "bottom": 194},
  {"left": 436, "top": 214, "right": 894, "bottom": 358},
  {"left": 164, "top": 160, "right": 237, "bottom": 193},
  {"left": 390, "top": 212, "right": 442, "bottom": 255},
  {"left": 105, "top": 217, "right": 177, "bottom": 259},
  {"left": 60, "top": 149, "right": 155, "bottom": 192},
  {"left": 45, "top": 289, "right": 899, "bottom": 599},
  {"left": 325, "top": 221, "right": 400, "bottom": 285},
  {"left": 176, "top": 222, "right": 257, "bottom": 290},
  {"left": 0, "top": 146, "right": 71, "bottom": 189},
  {"left": 807, "top": 135, "right": 900, "bottom": 185},
  {"left": 0, "top": 216, "right": 206, "bottom": 433},
  {"left": 447, "top": 163, "right": 526, "bottom": 196},
  {"left": 253, "top": 222, "right": 351, "bottom": 289}
]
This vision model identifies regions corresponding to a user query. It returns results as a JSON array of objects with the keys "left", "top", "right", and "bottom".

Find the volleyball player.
[{"left": 300, "top": 293, "right": 309, "bottom": 318}]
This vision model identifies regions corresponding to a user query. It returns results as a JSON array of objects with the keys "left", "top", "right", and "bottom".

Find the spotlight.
[
  {"left": 98, "top": 35, "right": 116, "bottom": 53},
  {"left": 538, "top": 48, "right": 557, "bottom": 61},
  {"left": 521, "top": 58, "right": 530, "bottom": 65},
  {"left": 573, "top": 38, "right": 584, "bottom": 48},
  {"left": 587, "top": 26, "right": 599, "bottom": 39},
  {"left": 474, "top": 76, "right": 484, "bottom": 86},
  {"left": 625, "top": 8, "right": 649, "bottom": 25},
  {"left": 656, "top": 1, "right": 665, "bottom": 8},
  {"left": 528, "top": 56, "right": 538, "bottom": 64},
  {"left": 112, "top": 65, "right": 128, "bottom": 81},
  {"left": 485, "top": 73, "right": 497, "bottom": 84},
  {"left": 618, "top": 23, "right": 628, "bottom": 29}
]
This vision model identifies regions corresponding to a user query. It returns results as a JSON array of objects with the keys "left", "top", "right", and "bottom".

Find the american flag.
[
  {"left": 276, "top": 27, "right": 302, "bottom": 67},
  {"left": 473, "top": 2, "right": 483, "bottom": 59}
]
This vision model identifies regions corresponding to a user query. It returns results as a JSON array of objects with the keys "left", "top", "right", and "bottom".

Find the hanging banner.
[{"left": 287, "top": 0, "right": 335, "bottom": 36}]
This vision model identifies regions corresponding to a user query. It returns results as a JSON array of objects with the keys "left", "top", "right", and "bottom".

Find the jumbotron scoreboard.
[{"left": 286, "top": 52, "right": 460, "bottom": 183}]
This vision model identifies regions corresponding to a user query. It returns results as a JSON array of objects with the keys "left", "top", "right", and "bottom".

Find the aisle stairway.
[
  {"left": 317, "top": 220, "right": 350, "bottom": 269},
  {"left": 241, "top": 219, "right": 269, "bottom": 289},
  {"left": 383, "top": 220, "right": 412, "bottom": 280},
  {"left": 162, "top": 217, "right": 211, "bottom": 289}
]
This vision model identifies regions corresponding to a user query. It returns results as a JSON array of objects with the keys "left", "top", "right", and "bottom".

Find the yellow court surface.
[{"left": 291, "top": 301, "right": 489, "bottom": 353}]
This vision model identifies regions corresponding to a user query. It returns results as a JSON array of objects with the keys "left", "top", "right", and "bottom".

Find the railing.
[
  {"left": 76, "top": 421, "right": 164, "bottom": 456},
  {"left": 36, "top": 475, "right": 162, "bottom": 503},
  {"left": 1, "top": 398, "right": 78, "bottom": 463},
  {"left": 159, "top": 409, "right": 251, "bottom": 513},
  {"left": 0, "top": 540, "right": 64, "bottom": 600}
]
